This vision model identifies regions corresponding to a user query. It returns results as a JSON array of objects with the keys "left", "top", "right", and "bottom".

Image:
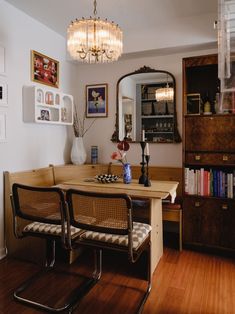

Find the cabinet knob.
[
  {"left": 195, "top": 155, "right": 201, "bottom": 161},
  {"left": 221, "top": 204, "right": 228, "bottom": 210},
  {"left": 194, "top": 201, "right": 200, "bottom": 207},
  {"left": 222, "top": 155, "right": 228, "bottom": 161}
]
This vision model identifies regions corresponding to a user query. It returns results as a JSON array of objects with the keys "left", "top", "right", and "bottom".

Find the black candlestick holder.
[
  {"left": 144, "top": 155, "right": 151, "bottom": 187},
  {"left": 138, "top": 141, "right": 147, "bottom": 184}
]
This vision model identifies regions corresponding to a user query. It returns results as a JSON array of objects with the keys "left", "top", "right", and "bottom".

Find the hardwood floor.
[{"left": 0, "top": 247, "right": 234, "bottom": 314}]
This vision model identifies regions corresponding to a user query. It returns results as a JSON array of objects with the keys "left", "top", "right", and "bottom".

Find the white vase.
[{"left": 71, "top": 137, "right": 87, "bottom": 165}]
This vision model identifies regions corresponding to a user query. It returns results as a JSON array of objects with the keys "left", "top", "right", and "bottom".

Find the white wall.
[
  {"left": 0, "top": 1, "right": 76, "bottom": 258},
  {"left": 76, "top": 47, "right": 217, "bottom": 168}
]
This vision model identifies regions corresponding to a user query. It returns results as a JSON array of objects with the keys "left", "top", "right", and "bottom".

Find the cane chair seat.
[
  {"left": 23, "top": 221, "right": 82, "bottom": 239},
  {"left": 80, "top": 221, "right": 151, "bottom": 250}
]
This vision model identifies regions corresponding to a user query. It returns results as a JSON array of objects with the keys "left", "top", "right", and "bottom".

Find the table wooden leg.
[{"left": 150, "top": 198, "right": 163, "bottom": 276}]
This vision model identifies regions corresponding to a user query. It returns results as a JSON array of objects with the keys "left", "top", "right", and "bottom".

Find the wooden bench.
[{"left": 4, "top": 164, "right": 182, "bottom": 263}]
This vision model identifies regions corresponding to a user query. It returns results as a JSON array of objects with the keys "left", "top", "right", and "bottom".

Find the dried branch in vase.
[{"left": 73, "top": 105, "right": 96, "bottom": 137}]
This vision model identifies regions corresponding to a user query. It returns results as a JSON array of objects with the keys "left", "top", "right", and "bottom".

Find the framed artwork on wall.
[
  {"left": 0, "top": 80, "right": 8, "bottom": 106},
  {"left": 86, "top": 84, "right": 108, "bottom": 117},
  {"left": 0, "top": 113, "right": 6, "bottom": 142},
  {"left": 31, "top": 50, "right": 59, "bottom": 88}
]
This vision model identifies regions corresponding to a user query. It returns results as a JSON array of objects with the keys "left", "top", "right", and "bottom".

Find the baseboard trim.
[{"left": 0, "top": 247, "right": 7, "bottom": 260}]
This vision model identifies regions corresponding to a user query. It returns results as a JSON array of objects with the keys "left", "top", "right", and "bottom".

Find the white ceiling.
[{"left": 5, "top": 0, "right": 218, "bottom": 54}]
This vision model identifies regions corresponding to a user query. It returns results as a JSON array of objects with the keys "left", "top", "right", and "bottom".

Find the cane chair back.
[
  {"left": 67, "top": 189, "right": 131, "bottom": 235},
  {"left": 12, "top": 183, "right": 65, "bottom": 224},
  {"left": 11, "top": 183, "right": 83, "bottom": 245}
]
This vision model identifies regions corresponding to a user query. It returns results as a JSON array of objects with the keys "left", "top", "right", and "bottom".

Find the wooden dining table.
[{"left": 58, "top": 178, "right": 179, "bottom": 276}]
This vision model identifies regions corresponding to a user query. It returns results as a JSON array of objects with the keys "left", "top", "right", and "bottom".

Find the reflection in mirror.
[{"left": 112, "top": 66, "right": 181, "bottom": 143}]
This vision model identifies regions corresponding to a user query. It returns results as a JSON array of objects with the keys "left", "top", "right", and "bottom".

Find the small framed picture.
[
  {"left": 31, "top": 50, "right": 59, "bottom": 88},
  {"left": 38, "top": 109, "right": 50, "bottom": 121},
  {"left": 0, "top": 113, "right": 6, "bottom": 142},
  {"left": 186, "top": 93, "right": 201, "bottom": 115},
  {"left": 86, "top": 84, "right": 108, "bottom": 118},
  {"left": 0, "top": 80, "right": 8, "bottom": 106}
]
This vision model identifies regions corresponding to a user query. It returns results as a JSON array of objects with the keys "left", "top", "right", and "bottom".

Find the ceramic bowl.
[{"left": 95, "top": 174, "right": 119, "bottom": 183}]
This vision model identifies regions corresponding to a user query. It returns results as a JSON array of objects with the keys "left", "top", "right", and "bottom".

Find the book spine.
[
  {"left": 233, "top": 170, "right": 235, "bottom": 199},
  {"left": 184, "top": 167, "right": 189, "bottom": 194},
  {"left": 210, "top": 169, "right": 213, "bottom": 196},
  {"left": 213, "top": 170, "right": 217, "bottom": 197},
  {"left": 200, "top": 168, "right": 204, "bottom": 196}
]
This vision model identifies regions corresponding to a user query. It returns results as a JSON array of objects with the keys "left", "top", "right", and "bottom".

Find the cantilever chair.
[
  {"left": 66, "top": 189, "right": 152, "bottom": 313},
  {"left": 10, "top": 183, "right": 92, "bottom": 313}
]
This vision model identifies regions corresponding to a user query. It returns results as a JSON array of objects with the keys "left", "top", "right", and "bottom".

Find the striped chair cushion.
[
  {"left": 23, "top": 222, "right": 82, "bottom": 238},
  {"left": 80, "top": 222, "right": 151, "bottom": 250}
]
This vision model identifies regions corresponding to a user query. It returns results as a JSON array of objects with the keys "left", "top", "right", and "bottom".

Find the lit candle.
[
  {"left": 146, "top": 143, "right": 150, "bottom": 156},
  {"left": 142, "top": 129, "right": 145, "bottom": 142}
]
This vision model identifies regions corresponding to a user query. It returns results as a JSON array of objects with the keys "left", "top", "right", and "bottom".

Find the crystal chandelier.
[
  {"left": 155, "top": 75, "right": 174, "bottom": 102},
  {"left": 67, "top": 0, "right": 123, "bottom": 63}
]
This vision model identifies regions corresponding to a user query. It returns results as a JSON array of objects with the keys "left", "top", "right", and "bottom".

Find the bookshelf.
[{"left": 182, "top": 54, "right": 235, "bottom": 252}]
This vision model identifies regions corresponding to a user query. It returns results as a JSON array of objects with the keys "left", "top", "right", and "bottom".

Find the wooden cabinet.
[
  {"left": 183, "top": 196, "right": 235, "bottom": 250},
  {"left": 182, "top": 54, "right": 235, "bottom": 253}
]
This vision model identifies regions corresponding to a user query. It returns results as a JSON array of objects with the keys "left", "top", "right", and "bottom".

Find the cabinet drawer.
[{"left": 185, "top": 152, "right": 235, "bottom": 166}]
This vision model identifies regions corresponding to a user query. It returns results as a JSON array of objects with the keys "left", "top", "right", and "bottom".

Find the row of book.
[{"left": 184, "top": 168, "right": 235, "bottom": 198}]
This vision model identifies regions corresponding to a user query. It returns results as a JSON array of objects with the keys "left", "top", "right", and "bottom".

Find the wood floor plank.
[{"left": 0, "top": 248, "right": 234, "bottom": 314}]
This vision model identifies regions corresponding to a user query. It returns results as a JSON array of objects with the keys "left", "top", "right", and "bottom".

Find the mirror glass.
[{"left": 112, "top": 66, "right": 181, "bottom": 143}]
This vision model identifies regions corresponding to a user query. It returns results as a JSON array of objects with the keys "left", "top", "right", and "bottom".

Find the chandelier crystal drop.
[{"left": 67, "top": 0, "right": 123, "bottom": 63}]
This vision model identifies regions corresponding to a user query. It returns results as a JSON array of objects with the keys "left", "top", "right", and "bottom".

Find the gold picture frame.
[{"left": 31, "top": 50, "right": 59, "bottom": 88}]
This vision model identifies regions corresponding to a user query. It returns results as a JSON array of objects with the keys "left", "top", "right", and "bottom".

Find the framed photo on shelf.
[
  {"left": 38, "top": 109, "right": 50, "bottom": 121},
  {"left": 31, "top": 50, "right": 59, "bottom": 88},
  {"left": 186, "top": 93, "right": 201, "bottom": 115},
  {"left": 0, "top": 80, "right": 8, "bottom": 106},
  {"left": 86, "top": 84, "right": 108, "bottom": 117},
  {"left": 0, "top": 113, "right": 6, "bottom": 142}
]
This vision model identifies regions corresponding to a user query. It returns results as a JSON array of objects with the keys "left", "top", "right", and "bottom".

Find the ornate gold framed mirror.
[{"left": 111, "top": 66, "right": 181, "bottom": 143}]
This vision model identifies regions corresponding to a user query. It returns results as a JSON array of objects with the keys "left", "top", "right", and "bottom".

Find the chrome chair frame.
[
  {"left": 10, "top": 183, "right": 98, "bottom": 313},
  {"left": 66, "top": 189, "right": 152, "bottom": 314}
]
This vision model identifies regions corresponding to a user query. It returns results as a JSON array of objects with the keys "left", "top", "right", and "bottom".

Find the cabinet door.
[
  {"left": 219, "top": 199, "right": 235, "bottom": 250},
  {"left": 184, "top": 197, "right": 235, "bottom": 250},
  {"left": 183, "top": 197, "right": 202, "bottom": 244},
  {"left": 200, "top": 199, "right": 222, "bottom": 247},
  {"left": 185, "top": 116, "right": 235, "bottom": 152}
]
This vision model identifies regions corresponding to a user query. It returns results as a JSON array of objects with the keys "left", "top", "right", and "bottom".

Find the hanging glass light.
[
  {"left": 67, "top": 0, "right": 123, "bottom": 63},
  {"left": 155, "top": 75, "right": 174, "bottom": 102}
]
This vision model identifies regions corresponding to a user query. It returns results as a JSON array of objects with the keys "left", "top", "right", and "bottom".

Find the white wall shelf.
[{"left": 23, "top": 85, "right": 73, "bottom": 125}]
